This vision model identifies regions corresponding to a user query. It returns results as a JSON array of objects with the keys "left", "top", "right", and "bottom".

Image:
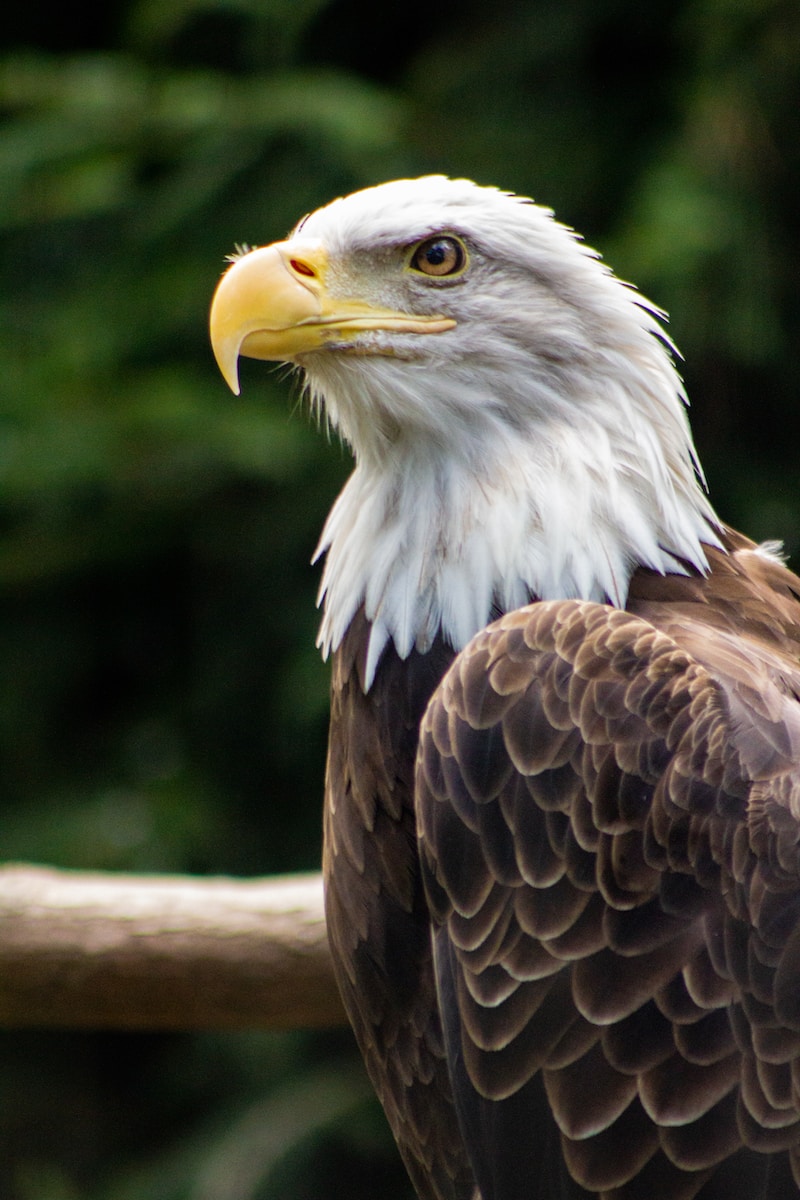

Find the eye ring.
[{"left": 409, "top": 235, "right": 468, "bottom": 278}]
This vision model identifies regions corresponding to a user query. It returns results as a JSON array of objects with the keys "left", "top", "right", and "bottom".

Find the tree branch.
[{"left": 0, "top": 864, "right": 346, "bottom": 1031}]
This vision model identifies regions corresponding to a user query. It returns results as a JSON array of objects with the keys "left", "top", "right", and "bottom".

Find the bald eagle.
[{"left": 210, "top": 177, "right": 800, "bottom": 1200}]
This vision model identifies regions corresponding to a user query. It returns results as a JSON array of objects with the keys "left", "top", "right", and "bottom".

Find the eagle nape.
[{"left": 210, "top": 176, "right": 800, "bottom": 1200}]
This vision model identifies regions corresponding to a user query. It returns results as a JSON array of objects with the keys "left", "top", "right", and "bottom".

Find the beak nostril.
[{"left": 290, "top": 258, "right": 316, "bottom": 278}]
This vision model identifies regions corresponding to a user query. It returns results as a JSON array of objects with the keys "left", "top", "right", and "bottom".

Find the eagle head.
[{"left": 210, "top": 176, "right": 720, "bottom": 685}]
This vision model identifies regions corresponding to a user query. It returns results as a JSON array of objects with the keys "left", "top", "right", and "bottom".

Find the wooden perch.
[{"left": 0, "top": 864, "right": 346, "bottom": 1031}]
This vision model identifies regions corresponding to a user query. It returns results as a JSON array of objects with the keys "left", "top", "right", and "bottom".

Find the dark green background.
[{"left": 1, "top": 0, "right": 799, "bottom": 1195}]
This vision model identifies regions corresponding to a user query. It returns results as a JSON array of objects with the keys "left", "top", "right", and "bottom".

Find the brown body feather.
[
  {"left": 323, "top": 607, "right": 474, "bottom": 1200},
  {"left": 325, "top": 528, "right": 800, "bottom": 1199}
]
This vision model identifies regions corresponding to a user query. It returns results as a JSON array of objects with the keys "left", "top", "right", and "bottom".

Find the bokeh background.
[{"left": 1, "top": 0, "right": 799, "bottom": 1196}]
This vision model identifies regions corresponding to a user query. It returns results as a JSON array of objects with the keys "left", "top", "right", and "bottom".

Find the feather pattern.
[{"left": 415, "top": 536, "right": 800, "bottom": 1198}]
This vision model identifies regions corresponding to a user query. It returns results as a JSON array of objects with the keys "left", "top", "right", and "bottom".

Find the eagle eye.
[{"left": 409, "top": 236, "right": 467, "bottom": 278}]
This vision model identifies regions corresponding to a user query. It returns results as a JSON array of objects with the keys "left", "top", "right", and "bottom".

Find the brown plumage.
[
  {"left": 208, "top": 177, "right": 800, "bottom": 1199},
  {"left": 323, "top": 611, "right": 472, "bottom": 1198},
  {"left": 324, "top": 530, "right": 800, "bottom": 1199},
  {"left": 416, "top": 529, "right": 800, "bottom": 1199}
]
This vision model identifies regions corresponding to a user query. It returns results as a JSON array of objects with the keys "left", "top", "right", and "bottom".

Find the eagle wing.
[{"left": 416, "top": 594, "right": 800, "bottom": 1200}]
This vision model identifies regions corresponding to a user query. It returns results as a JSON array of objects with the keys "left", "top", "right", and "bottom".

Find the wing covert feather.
[{"left": 416, "top": 594, "right": 800, "bottom": 1199}]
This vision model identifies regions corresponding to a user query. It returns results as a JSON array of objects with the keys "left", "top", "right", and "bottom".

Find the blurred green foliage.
[{"left": 1, "top": 0, "right": 799, "bottom": 1195}]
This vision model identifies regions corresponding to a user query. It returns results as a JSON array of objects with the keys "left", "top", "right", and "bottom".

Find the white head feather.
[{"left": 292, "top": 176, "right": 721, "bottom": 687}]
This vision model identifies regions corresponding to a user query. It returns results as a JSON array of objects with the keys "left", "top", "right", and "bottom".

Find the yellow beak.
[{"left": 209, "top": 240, "right": 456, "bottom": 394}]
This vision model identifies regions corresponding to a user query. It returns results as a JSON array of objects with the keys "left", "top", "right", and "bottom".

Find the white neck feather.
[{"left": 311, "top": 343, "right": 720, "bottom": 689}]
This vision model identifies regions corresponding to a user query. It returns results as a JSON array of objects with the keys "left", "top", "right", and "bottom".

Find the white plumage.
[{"left": 296, "top": 178, "right": 720, "bottom": 684}]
